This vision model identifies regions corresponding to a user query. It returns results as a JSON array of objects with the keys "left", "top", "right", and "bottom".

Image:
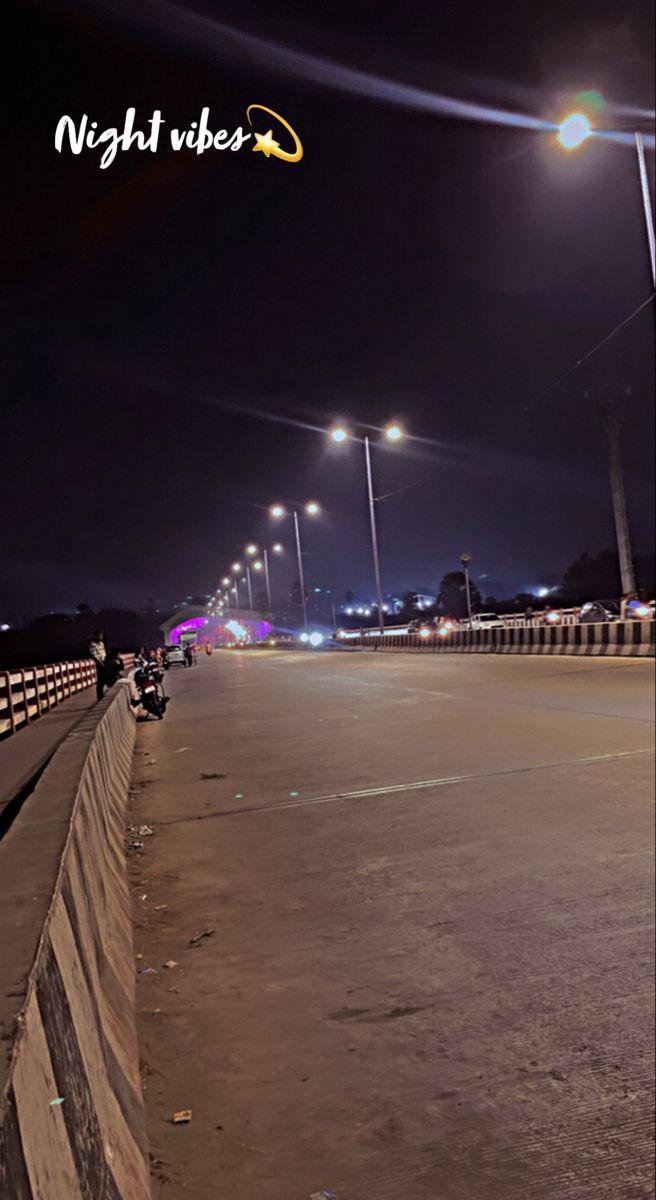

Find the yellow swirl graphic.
[{"left": 246, "top": 104, "right": 303, "bottom": 163}]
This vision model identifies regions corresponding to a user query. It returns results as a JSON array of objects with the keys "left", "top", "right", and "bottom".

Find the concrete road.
[{"left": 129, "top": 651, "right": 655, "bottom": 1200}]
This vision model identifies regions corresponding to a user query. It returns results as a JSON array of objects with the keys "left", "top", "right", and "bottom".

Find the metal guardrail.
[{"left": 0, "top": 654, "right": 135, "bottom": 740}]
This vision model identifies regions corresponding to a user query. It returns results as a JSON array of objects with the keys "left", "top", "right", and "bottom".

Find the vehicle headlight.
[
  {"left": 299, "top": 633, "right": 309, "bottom": 643},
  {"left": 309, "top": 632, "right": 324, "bottom": 647}
]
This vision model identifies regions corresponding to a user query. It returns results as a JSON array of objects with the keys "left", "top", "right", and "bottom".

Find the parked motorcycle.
[{"left": 132, "top": 660, "right": 169, "bottom": 720}]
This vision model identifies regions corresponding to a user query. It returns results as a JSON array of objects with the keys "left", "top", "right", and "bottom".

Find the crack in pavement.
[{"left": 160, "top": 747, "right": 654, "bottom": 823}]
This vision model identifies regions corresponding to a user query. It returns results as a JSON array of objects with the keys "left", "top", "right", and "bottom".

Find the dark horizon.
[{"left": 4, "top": 0, "right": 654, "bottom": 623}]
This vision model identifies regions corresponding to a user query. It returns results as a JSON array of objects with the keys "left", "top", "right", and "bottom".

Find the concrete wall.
[
  {"left": 0, "top": 684, "right": 150, "bottom": 1200},
  {"left": 353, "top": 620, "right": 655, "bottom": 656}
]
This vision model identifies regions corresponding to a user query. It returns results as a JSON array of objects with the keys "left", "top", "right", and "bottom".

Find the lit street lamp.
[
  {"left": 270, "top": 502, "right": 320, "bottom": 629},
  {"left": 557, "top": 109, "right": 655, "bottom": 288},
  {"left": 330, "top": 422, "right": 405, "bottom": 634}
]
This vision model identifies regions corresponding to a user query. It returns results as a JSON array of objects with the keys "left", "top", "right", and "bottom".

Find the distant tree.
[
  {"left": 438, "top": 571, "right": 482, "bottom": 619},
  {"left": 399, "top": 591, "right": 421, "bottom": 622},
  {"left": 561, "top": 549, "right": 621, "bottom": 604}
]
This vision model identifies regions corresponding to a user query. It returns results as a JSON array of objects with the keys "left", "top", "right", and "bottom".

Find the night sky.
[{"left": 4, "top": 0, "right": 655, "bottom": 620}]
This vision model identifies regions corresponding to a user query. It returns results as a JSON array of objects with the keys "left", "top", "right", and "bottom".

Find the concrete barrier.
[
  {"left": 352, "top": 621, "right": 655, "bottom": 657},
  {"left": 0, "top": 684, "right": 150, "bottom": 1200}
]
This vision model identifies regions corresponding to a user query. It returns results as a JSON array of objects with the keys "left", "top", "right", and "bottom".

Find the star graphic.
[{"left": 252, "top": 129, "right": 281, "bottom": 157}]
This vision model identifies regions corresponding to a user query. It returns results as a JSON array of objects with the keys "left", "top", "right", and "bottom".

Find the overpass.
[{"left": 0, "top": 642, "right": 654, "bottom": 1198}]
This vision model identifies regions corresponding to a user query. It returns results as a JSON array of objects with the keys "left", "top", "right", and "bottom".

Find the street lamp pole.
[
  {"left": 635, "top": 132, "right": 656, "bottom": 289},
  {"left": 263, "top": 550, "right": 272, "bottom": 611},
  {"left": 293, "top": 510, "right": 308, "bottom": 630},
  {"left": 460, "top": 553, "right": 473, "bottom": 627},
  {"left": 245, "top": 566, "right": 254, "bottom": 610},
  {"left": 364, "top": 436, "right": 386, "bottom": 635}
]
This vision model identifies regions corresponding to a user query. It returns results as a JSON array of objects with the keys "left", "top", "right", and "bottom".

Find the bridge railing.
[{"left": 0, "top": 654, "right": 135, "bottom": 740}]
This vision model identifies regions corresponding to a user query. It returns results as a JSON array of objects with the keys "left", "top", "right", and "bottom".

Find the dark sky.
[{"left": 4, "top": 0, "right": 655, "bottom": 619}]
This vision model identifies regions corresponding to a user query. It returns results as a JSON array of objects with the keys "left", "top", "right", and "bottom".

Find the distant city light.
[{"left": 558, "top": 112, "right": 592, "bottom": 151}]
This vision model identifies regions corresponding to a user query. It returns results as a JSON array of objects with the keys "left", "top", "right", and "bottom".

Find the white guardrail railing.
[{"left": 0, "top": 655, "right": 135, "bottom": 740}]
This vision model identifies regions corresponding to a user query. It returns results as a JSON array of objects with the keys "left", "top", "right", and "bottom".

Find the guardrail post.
[
  {"left": 20, "top": 670, "right": 30, "bottom": 724},
  {"left": 2, "top": 671, "right": 17, "bottom": 734}
]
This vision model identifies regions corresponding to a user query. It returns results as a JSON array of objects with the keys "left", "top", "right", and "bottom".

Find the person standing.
[{"left": 89, "top": 630, "right": 108, "bottom": 701}]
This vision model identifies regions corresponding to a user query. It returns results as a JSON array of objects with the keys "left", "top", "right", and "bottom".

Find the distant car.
[
  {"left": 470, "top": 612, "right": 505, "bottom": 630},
  {"left": 579, "top": 600, "right": 620, "bottom": 624},
  {"left": 166, "top": 645, "right": 186, "bottom": 666}
]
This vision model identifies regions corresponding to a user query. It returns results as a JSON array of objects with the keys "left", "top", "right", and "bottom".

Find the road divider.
[{"left": 349, "top": 620, "right": 655, "bottom": 656}]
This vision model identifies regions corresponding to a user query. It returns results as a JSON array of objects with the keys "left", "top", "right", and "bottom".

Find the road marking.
[{"left": 163, "top": 747, "right": 653, "bottom": 824}]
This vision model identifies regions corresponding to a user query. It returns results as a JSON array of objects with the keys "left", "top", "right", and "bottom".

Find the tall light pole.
[
  {"left": 330, "top": 422, "right": 404, "bottom": 635},
  {"left": 460, "top": 552, "right": 473, "bottom": 626},
  {"left": 245, "top": 567, "right": 254, "bottom": 610},
  {"left": 557, "top": 111, "right": 655, "bottom": 289},
  {"left": 635, "top": 132, "right": 656, "bottom": 290},
  {"left": 244, "top": 542, "right": 283, "bottom": 614},
  {"left": 271, "top": 504, "right": 319, "bottom": 630}
]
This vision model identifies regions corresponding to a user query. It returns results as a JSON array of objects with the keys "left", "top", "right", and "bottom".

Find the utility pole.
[
  {"left": 460, "top": 552, "right": 473, "bottom": 627},
  {"left": 597, "top": 387, "right": 635, "bottom": 596}
]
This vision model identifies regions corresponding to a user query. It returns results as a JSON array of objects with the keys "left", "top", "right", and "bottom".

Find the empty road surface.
[{"left": 128, "top": 649, "right": 655, "bottom": 1200}]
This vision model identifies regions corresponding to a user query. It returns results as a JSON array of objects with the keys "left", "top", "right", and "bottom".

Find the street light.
[
  {"left": 329, "top": 422, "right": 406, "bottom": 634},
  {"left": 245, "top": 543, "right": 258, "bottom": 556},
  {"left": 557, "top": 112, "right": 592, "bottom": 151},
  {"left": 271, "top": 502, "right": 320, "bottom": 629},
  {"left": 555, "top": 103, "right": 655, "bottom": 594},
  {"left": 556, "top": 107, "right": 655, "bottom": 288}
]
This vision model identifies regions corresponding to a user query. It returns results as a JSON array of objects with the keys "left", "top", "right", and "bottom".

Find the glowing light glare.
[
  {"left": 558, "top": 112, "right": 592, "bottom": 150},
  {"left": 420, "top": 627, "right": 431, "bottom": 638},
  {"left": 305, "top": 501, "right": 320, "bottom": 515},
  {"left": 272, "top": 542, "right": 283, "bottom": 553},
  {"left": 299, "top": 632, "right": 309, "bottom": 643},
  {"left": 222, "top": 577, "right": 230, "bottom": 586},
  {"left": 232, "top": 562, "right": 242, "bottom": 572},
  {"left": 246, "top": 543, "right": 258, "bottom": 555},
  {"left": 253, "top": 560, "right": 263, "bottom": 571},
  {"left": 330, "top": 426, "right": 349, "bottom": 444},
  {"left": 225, "top": 619, "right": 248, "bottom": 643},
  {"left": 438, "top": 626, "right": 449, "bottom": 637},
  {"left": 384, "top": 423, "right": 404, "bottom": 442},
  {"left": 309, "top": 632, "right": 324, "bottom": 647},
  {"left": 270, "top": 504, "right": 285, "bottom": 519}
]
